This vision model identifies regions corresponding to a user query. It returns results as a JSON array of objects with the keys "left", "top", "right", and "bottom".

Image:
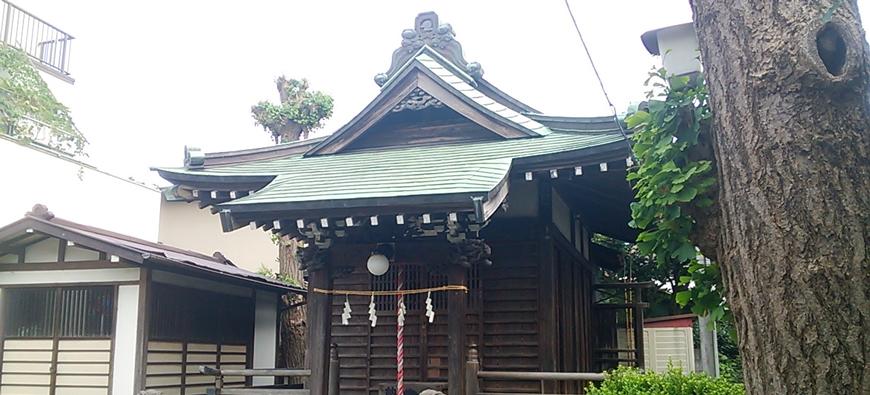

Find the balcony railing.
[{"left": 1, "top": 0, "right": 74, "bottom": 82}]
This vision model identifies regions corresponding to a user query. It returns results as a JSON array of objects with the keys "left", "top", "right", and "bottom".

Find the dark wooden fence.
[
  {"left": 199, "top": 344, "right": 340, "bottom": 395},
  {"left": 197, "top": 342, "right": 609, "bottom": 395},
  {"left": 465, "top": 344, "right": 605, "bottom": 395}
]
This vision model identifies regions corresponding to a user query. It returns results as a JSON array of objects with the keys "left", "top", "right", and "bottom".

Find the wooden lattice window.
[
  {"left": 467, "top": 264, "right": 481, "bottom": 309},
  {"left": 3, "top": 288, "right": 57, "bottom": 337},
  {"left": 3, "top": 286, "right": 114, "bottom": 338},
  {"left": 149, "top": 283, "right": 251, "bottom": 344},
  {"left": 369, "top": 264, "right": 479, "bottom": 310},
  {"left": 372, "top": 267, "right": 399, "bottom": 311}
]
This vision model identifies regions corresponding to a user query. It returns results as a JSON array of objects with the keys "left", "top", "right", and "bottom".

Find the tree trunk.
[
  {"left": 689, "top": 1, "right": 869, "bottom": 393},
  {"left": 278, "top": 238, "right": 307, "bottom": 377}
]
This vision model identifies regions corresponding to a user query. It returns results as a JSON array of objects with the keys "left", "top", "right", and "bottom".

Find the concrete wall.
[
  {"left": 0, "top": 137, "right": 160, "bottom": 240},
  {"left": 157, "top": 198, "right": 279, "bottom": 273}
]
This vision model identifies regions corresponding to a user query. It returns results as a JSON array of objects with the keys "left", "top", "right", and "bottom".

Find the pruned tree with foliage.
[
  {"left": 0, "top": 43, "right": 85, "bottom": 156},
  {"left": 251, "top": 77, "right": 334, "bottom": 143},
  {"left": 251, "top": 76, "right": 333, "bottom": 372},
  {"left": 629, "top": 1, "right": 868, "bottom": 393}
]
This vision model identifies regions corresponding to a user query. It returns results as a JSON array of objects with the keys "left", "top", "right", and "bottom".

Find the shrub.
[{"left": 586, "top": 366, "right": 744, "bottom": 395}]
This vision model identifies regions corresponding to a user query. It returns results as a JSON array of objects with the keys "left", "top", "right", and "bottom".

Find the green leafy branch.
[
  {"left": 257, "top": 264, "right": 301, "bottom": 287},
  {"left": 0, "top": 43, "right": 85, "bottom": 156},
  {"left": 626, "top": 69, "right": 726, "bottom": 321}
]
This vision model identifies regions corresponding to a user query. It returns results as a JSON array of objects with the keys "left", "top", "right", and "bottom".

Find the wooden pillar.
[
  {"left": 537, "top": 178, "right": 558, "bottom": 393},
  {"left": 448, "top": 265, "right": 467, "bottom": 395},
  {"left": 134, "top": 268, "right": 151, "bottom": 392},
  {"left": 328, "top": 343, "right": 340, "bottom": 395},
  {"left": 633, "top": 287, "right": 645, "bottom": 370},
  {"left": 465, "top": 343, "right": 480, "bottom": 395},
  {"left": 306, "top": 267, "right": 333, "bottom": 395}
]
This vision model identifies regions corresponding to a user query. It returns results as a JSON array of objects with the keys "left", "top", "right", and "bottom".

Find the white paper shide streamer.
[
  {"left": 397, "top": 297, "right": 408, "bottom": 327},
  {"left": 368, "top": 294, "right": 378, "bottom": 327},
  {"left": 341, "top": 295, "right": 352, "bottom": 325},
  {"left": 425, "top": 291, "right": 435, "bottom": 323}
]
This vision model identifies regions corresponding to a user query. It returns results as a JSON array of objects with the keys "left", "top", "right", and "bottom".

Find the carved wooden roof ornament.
[
  {"left": 392, "top": 88, "right": 444, "bottom": 112},
  {"left": 296, "top": 242, "right": 328, "bottom": 271},
  {"left": 449, "top": 239, "right": 493, "bottom": 268},
  {"left": 375, "top": 11, "right": 483, "bottom": 87}
]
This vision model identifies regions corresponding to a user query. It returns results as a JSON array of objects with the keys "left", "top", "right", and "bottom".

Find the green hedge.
[{"left": 586, "top": 366, "right": 744, "bottom": 395}]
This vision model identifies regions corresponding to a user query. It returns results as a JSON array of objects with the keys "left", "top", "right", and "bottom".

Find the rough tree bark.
[
  {"left": 277, "top": 237, "right": 306, "bottom": 376},
  {"left": 689, "top": 1, "right": 869, "bottom": 393},
  {"left": 275, "top": 78, "right": 309, "bottom": 142}
]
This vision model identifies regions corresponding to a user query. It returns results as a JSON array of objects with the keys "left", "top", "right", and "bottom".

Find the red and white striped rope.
[{"left": 396, "top": 267, "right": 405, "bottom": 395}]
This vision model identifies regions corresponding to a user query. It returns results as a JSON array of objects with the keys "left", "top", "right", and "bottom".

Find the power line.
[{"left": 563, "top": 0, "right": 633, "bottom": 155}]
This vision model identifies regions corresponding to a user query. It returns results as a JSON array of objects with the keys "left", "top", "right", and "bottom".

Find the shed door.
[{"left": 1, "top": 286, "right": 115, "bottom": 395}]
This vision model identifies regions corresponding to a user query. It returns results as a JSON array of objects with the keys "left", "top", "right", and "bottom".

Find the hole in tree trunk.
[{"left": 816, "top": 23, "right": 847, "bottom": 76}]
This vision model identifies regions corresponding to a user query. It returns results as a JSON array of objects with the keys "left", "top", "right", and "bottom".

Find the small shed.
[
  {"left": 0, "top": 206, "right": 304, "bottom": 395},
  {"left": 643, "top": 314, "right": 696, "bottom": 373}
]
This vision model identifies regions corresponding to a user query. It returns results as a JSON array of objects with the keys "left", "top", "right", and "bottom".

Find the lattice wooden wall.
[
  {"left": 1, "top": 338, "right": 112, "bottom": 395},
  {"left": 144, "top": 341, "right": 248, "bottom": 395}
]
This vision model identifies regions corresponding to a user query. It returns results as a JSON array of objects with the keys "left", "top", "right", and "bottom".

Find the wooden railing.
[
  {"left": 592, "top": 282, "right": 653, "bottom": 371},
  {"left": 465, "top": 344, "right": 606, "bottom": 395},
  {"left": 199, "top": 344, "right": 340, "bottom": 395}
]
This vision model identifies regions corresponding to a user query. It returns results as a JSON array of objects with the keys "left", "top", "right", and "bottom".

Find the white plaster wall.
[
  {"left": 64, "top": 244, "right": 101, "bottom": 262},
  {"left": 22, "top": 238, "right": 60, "bottom": 263},
  {"left": 551, "top": 188, "right": 572, "bottom": 240},
  {"left": 112, "top": 284, "right": 141, "bottom": 395},
  {"left": 0, "top": 137, "right": 160, "bottom": 240},
  {"left": 0, "top": 267, "right": 140, "bottom": 286},
  {"left": 158, "top": 199, "right": 279, "bottom": 273},
  {"left": 252, "top": 290, "right": 278, "bottom": 386}
]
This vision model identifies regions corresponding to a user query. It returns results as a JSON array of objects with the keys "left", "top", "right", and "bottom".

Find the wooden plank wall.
[
  {"left": 327, "top": 240, "right": 546, "bottom": 395},
  {"left": 329, "top": 263, "right": 451, "bottom": 394},
  {"left": 1, "top": 339, "right": 54, "bottom": 395},
  {"left": 552, "top": 239, "right": 595, "bottom": 394},
  {"left": 144, "top": 341, "right": 248, "bottom": 395},
  {"left": 477, "top": 241, "right": 541, "bottom": 394},
  {"left": 1, "top": 338, "right": 112, "bottom": 395}
]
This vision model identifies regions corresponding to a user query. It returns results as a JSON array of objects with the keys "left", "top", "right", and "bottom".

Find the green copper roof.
[
  {"left": 156, "top": 130, "right": 626, "bottom": 208},
  {"left": 414, "top": 50, "right": 550, "bottom": 136}
]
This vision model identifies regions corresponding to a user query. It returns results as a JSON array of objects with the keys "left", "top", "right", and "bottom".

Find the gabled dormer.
[{"left": 305, "top": 13, "right": 549, "bottom": 156}]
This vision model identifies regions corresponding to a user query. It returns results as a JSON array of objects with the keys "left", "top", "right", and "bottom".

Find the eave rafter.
[{"left": 244, "top": 212, "right": 491, "bottom": 255}]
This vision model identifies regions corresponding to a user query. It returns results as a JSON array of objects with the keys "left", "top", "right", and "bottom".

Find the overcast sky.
[{"left": 17, "top": 0, "right": 869, "bottom": 185}]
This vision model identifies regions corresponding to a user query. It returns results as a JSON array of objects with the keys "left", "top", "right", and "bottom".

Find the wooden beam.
[
  {"left": 476, "top": 370, "right": 605, "bottom": 381},
  {"left": 448, "top": 264, "right": 467, "bottom": 395},
  {"left": 215, "top": 390, "right": 310, "bottom": 395},
  {"left": 135, "top": 268, "right": 151, "bottom": 392},
  {"left": 633, "top": 289, "right": 645, "bottom": 369},
  {"left": 200, "top": 366, "right": 311, "bottom": 377},
  {"left": 306, "top": 268, "right": 332, "bottom": 395}
]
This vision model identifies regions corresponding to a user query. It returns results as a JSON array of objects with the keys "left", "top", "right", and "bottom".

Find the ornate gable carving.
[
  {"left": 375, "top": 11, "right": 483, "bottom": 86},
  {"left": 392, "top": 88, "right": 444, "bottom": 113}
]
